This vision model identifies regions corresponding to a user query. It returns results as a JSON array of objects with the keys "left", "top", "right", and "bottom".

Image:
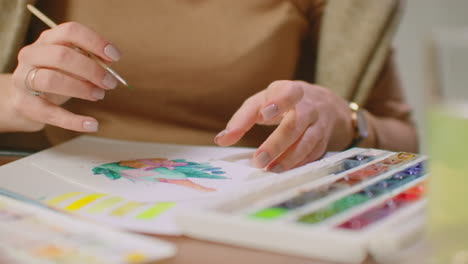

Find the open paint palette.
[{"left": 175, "top": 148, "right": 427, "bottom": 264}]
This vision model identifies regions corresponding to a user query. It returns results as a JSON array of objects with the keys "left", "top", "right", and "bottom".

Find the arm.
[
  {"left": 214, "top": 52, "right": 418, "bottom": 172},
  {"left": 0, "top": 73, "right": 35, "bottom": 132},
  {"left": 0, "top": 22, "right": 121, "bottom": 134}
]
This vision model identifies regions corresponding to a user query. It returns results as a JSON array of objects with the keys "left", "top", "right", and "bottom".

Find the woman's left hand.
[{"left": 214, "top": 80, "right": 355, "bottom": 172}]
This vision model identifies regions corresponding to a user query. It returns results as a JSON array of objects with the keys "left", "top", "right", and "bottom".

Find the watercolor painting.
[{"left": 92, "top": 158, "right": 228, "bottom": 192}]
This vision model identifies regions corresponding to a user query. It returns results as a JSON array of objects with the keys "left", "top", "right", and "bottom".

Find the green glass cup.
[{"left": 428, "top": 102, "right": 468, "bottom": 264}]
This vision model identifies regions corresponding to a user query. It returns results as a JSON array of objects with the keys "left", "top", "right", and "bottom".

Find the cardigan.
[
  {"left": 0, "top": 0, "right": 401, "bottom": 104},
  {"left": 0, "top": 0, "right": 413, "bottom": 152}
]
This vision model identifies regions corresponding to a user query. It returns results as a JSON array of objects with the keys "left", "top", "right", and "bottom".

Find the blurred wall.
[{"left": 394, "top": 0, "right": 468, "bottom": 152}]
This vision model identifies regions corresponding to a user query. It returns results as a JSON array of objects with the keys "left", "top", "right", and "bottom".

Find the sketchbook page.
[
  {"left": 0, "top": 136, "right": 345, "bottom": 235},
  {"left": 0, "top": 160, "right": 184, "bottom": 235},
  {"left": 0, "top": 136, "right": 280, "bottom": 235},
  {"left": 30, "top": 136, "right": 273, "bottom": 201},
  {"left": 0, "top": 194, "right": 176, "bottom": 264}
]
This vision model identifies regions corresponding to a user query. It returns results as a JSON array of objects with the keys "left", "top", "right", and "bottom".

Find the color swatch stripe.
[
  {"left": 111, "top": 201, "right": 143, "bottom": 216},
  {"left": 64, "top": 193, "right": 106, "bottom": 211},
  {"left": 86, "top": 196, "right": 124, "bottom": 213},
  {"left": 136, "top": 202, "right": 175, "bottom": 220},
  {"left": 46, "top": 192, "right": 82, "bottom": 206}
]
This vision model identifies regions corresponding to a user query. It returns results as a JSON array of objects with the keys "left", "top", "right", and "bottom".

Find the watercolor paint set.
[{"left": 176, "top": 148, "right": 428, "bottom": 264}]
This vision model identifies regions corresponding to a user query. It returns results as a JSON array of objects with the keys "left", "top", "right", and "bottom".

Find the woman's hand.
[
  {"left": 214, "top": 80, "right": 355, "bottom": 172},
  {"left": 8, "top": 22, "right": 121, "bottom": 132}
]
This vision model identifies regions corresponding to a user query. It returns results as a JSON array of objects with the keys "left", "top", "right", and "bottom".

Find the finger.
[
  {"left": 18, "top": 95, "right": 99, "bottom": 132},
  {"left": 30, "top": 68, "right": 106, "bottom": 101},
  {"left": 295, "top": 138, "right": 328, "bottom": 167},
  {"left": 266, "top": 124, "right": 328, "bottom": 172},
  {"left": 253, "top": 107, "right": 319, "bottom": 169},
  {"left": 19, "top": 44, "right": 117, "bottom": 90},
  {"left": 215, "top": 81, "right": 304, "bottom": 146},
  {"left": 214, "top": 94, "right": 264, "bottom": 146},
  {"left": 37, "top": 22, "right": 121, "bottom": 62},
  {"left": 259, "top": 80, "right": 303, "bottom": 122}
]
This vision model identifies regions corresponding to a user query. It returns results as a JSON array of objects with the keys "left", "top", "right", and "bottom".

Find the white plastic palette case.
[{"left": 175, "top": 148, "right": 427, "bottom": 264}]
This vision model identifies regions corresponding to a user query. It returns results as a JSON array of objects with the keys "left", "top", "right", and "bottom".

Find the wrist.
[
  {"left": 0, "top": 74, "right": 43, "bottom": 132},
  {"left": 0, "top": 74, "right": 17, "bottom": 130},
  {"left": 358, "top": 110, "right": 377, "bottom": 148},
  {"left": 345, "top": 102, "right": 368, "bottom": 149}
]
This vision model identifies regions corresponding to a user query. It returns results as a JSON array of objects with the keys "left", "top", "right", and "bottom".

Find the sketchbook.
[{"left": 0, "top": 135, "right": 319, "bottom": 235}]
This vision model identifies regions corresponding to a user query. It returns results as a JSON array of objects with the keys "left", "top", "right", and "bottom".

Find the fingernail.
[
  {"left": 214, "top": 130, "right": 228, "bottom": 144},
  {"left": 102, "top": 73, "right": 117, "bottom": 89},
  {"left": 256, "top": 152, "right": 271, "bottom": 168},
  {"left": 104, "top": 44, "right": 121, "bottom": 61},
  {"left": 261, "top": 104, "right": 279, "bottom": 120},
  {"left": 83, "top": 120, "right": 99, "bottom": 132},
  {"left": 92, "top": 88, "right": 105, "bottom": 100},
  {"left": 270, "top": 164, "right": 284, "bottom": 173}
]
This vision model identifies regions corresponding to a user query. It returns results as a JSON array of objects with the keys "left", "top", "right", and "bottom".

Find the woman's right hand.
[{"left": 9, "top": 22, "right": 121, "bottom": 132}]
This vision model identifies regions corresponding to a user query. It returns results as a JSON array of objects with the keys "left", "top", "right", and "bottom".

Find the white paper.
[
  {"left": 0, "top": 195, "right": 176, "bottom": 264},
  {"left": 0, "top": 136, "right": 280, "bottom": 235}
]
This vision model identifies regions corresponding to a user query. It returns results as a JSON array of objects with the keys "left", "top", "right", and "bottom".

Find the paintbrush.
[{"left": 26, "top": 4, "right": 131, "bottom": 89}]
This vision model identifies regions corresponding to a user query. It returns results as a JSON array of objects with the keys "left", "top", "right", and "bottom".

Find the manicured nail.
[
  {"left": 214, "top": 130, "right": 228, "bottom": 144},
  {"left": 270, "top": 164, "right": 284, "bottom": 173},
  {"left": 261, "top": 104, "right": 279, "bottom": 120},
  {"left": 256, "top": 152, "right": 272, "bottom": 168},
  {"left": 104, "top": 44, "right": 121, "bottom": 61},
  {"left": 102, "top": 73, "right": 117, "bottom": 89},
  {"left": 83, "top": 120, "right": 98, "bottom": 132},
  {"left": 92, "top": 88, "right": 105, "bottom": 100}
]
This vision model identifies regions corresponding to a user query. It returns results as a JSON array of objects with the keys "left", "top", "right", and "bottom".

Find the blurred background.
[
  {"left": 394, "top": 0, "right": 468, "bottom": 152},
  {"left": 396, "top": 2, "right": 468, "bottom": 262}
]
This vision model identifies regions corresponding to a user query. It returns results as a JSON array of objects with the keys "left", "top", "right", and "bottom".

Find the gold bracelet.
[{"left": 346, "top": 102, "right": 367, "bottom": 149}]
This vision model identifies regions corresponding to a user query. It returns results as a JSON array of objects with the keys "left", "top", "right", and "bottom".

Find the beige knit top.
[{"left": 9, "top": 0, "right": 414, "bottom": 152}]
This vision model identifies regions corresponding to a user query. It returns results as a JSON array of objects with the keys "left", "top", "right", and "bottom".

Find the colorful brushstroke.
[
  {"left": 250, "top": 153, "right": 417, "bottom": 220},
  {"left": 136, "top": 202, "right": 175, "bottom": 220},
  {"left": 93, "top": 158, "right": 227, "bottom": 192},
  {"left": 46, "top": 192, "right": 175, "bottom": 220}
]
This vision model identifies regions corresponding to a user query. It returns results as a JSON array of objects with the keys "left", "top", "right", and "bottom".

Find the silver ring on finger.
[{"left": 24, "top": 68, "right": 43, "bottom": 97}]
